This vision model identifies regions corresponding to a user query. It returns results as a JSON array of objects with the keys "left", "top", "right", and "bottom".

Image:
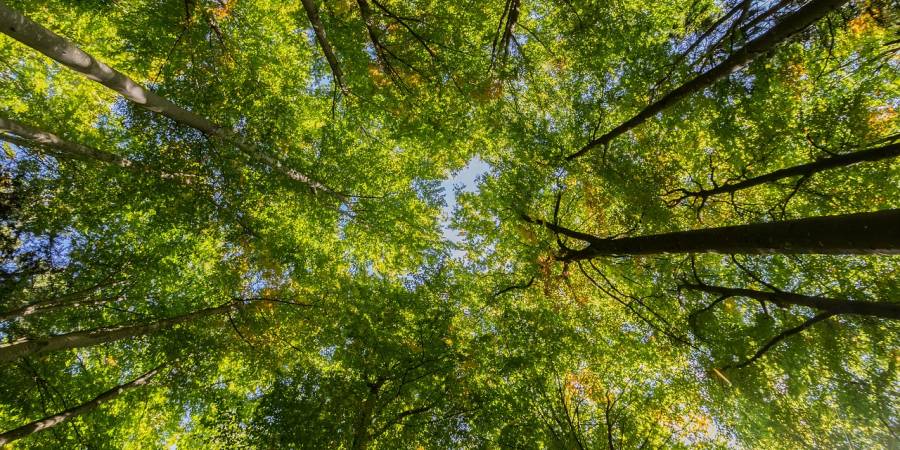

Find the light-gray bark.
[
  {"left": 0, "top": 289, "right": 120, "bottom": 322},
  {"left": 0, "top": 365, "right": 163, "bottom": 445},
  {"left": 0, "top": 301, "right": 238, "bottom": 363},
  {"left": 0, "top": 2, "right": 342, "bottom": 198},
  {"left": 0, "top": 116, "right": 196, "bottom": 183}
]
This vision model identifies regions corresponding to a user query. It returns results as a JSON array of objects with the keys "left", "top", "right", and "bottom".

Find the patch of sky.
[
  {"left": 0, "top": 142, "right": 24, "bottom": 172},
  {"left": 111, "top": 97, "right": 131, "bottom": 125},
  {"left": 2, "top": 141, "right": 60, "bottom": 180},
  {"left": 179, "top": 405, "right": 194, "bottom": 431},
  {"left": 235, "top": 116, "right": 249, "bottom": 133},
  {"left": 348, "top": 260, "right": 377, "bottom": 277},
  {"left": 303, "top": 27, "right": 316, "bottom": 45},
  {"left": 247, "top": 386, "right": 264, "bottom": 400},
  {"left": 363, "top": 43, "right": 378, "bottom": 61},
  {"left": 319, "top": 345, "right": 336, "bottom": 359},
  {"left": 335, "top": 203, "right": 352, "bottom": 240},
  {"left": 65, "top": 360, "right": 84, "bottom": 376},
  {"left": 438, "top": 157, "right": 491, "bottom": 261},
  {"left": 308, "top": 68, "right": 334, "bottom": 93},
  {"left": 8, "top": 231, "right": 75, "bottom": 270},
  {"left": 243, "top": 269, "right": 268, "bottom": 296},
  {"left": 527, "top": 8, "right": 546, "bottom": 21}
]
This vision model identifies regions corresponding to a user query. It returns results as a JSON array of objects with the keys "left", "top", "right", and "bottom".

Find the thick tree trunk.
[
  {"left": 0, "top": 2, "right": 340, "bottom": 198},
  {"left": 682, "top": 283, "right": 900, "bottom": 319},
  {"left": 567, "top": 0, "right": 848, "bottom": 160},
  {"left": 0, "top": 302, "right": 237, "bottom": 363},
  {"left": 549, "top": 209, "right": 900, "bottom": 261},
  {"left": 677, "top": 143, "right": 900, "bottom": 200},
  {"left": 0, "top": 364, "right": 163, "bottom": 445},
  {"left": 0, "top": 116, "right": 196, "bottom": 183},
  {"left": 300, "top": 0, "right": 347, "bottom": 93}
]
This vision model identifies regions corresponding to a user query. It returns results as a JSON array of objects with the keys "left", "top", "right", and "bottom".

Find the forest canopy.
[{"left": 0, "top": 0, "right": 898, "bottom": 448}]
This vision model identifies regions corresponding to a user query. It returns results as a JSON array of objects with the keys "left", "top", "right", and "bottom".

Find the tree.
[
  {"left": 683, "top": 282, "right": 900, "bottom": 320},
  {"left": 0, "top": 1, "right": 338, "bottom": 197},
  {"left": 667, "top": 141, "right": 900, "bottom": 207},
  {"left": 0, "top": 278, "right": 123, "bottom": 322},
  {"left": 523, "top": 209, "right": 900, "bottom": 260},
  {"left": 0, "top": 116, "right": 196, "bottom": 183},
  {"left": 300, "top": 0, "right": 347, "bottom": 94},
  {"left": 0, "top": 0, "right": 897, "bottom": 447},
  {"left": 567, "top": 0, "right": 849, "bottom": 160},
  {"left": 0, "top": 301, "right": 240, "bottom": 362},
  {"left": 0, "top": 364, "right": 163, "bottom": 445}
]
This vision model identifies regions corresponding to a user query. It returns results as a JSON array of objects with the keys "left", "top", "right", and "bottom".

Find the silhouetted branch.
[{"left": 724, "top": 311, "right": 834, "bottom": 369}]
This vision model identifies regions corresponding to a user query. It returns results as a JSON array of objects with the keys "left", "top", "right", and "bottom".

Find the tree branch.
[
  {"left": 300, "top": 0, "right": 348, "bottom": 93},
  {"left": 725, "top": 311, "right": 834, "bottom": 369}
]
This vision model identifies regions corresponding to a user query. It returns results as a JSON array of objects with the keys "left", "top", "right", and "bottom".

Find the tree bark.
[
  {"left": 0, "top": 116, "right": 196, "bottom": 183},
  {"left": 492, "top": 0, "right": 520, "bottom": 66},
  {"left": 540, "top": 209, "right": 900, "bottom": 261},
  {"left": 0, "top": 364, "right": 163, "bottom": 445},
  {"left": 356, "top": 0, "right": 394, "bottom": 74},
  {"left": 351, "top": 380, "right": 382, "bottom": 450},
  {"left": 567, "top": 0, "right": 848, "bottom": 160},
  {"left": 0, "top": 301, "right": 238, "bottom": 363},
  {"left": 683, "top": 283, "right": 900, "bottom": 319},
  {"left": 300, "top": 0, "right": 348, "bottom": 93},
  {"left": 674, "top": 143, "right": 900, "bottom": 200},
  {"left": 0, "top": 290, "right": 120, "bottom": 322},
  {"left": 0, "top": 2, "right": 341, "bottom": 198}
]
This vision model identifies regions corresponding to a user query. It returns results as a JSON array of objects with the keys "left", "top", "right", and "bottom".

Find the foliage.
[{"left": 0, "top": 0, "right": 897, "bottom": 448}]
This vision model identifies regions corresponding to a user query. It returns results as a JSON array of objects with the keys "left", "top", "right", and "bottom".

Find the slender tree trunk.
[
  {"left": 567, "top": 0, "right": 848, "bottom": 160},
  {"left": 683, "top": 283, "right": 900, "bottom": 319},
  {"left": 0, "top": 364, "right": 163, "bottom": 445},
  {"left": 0, "top": 301, "right": 238, "bottom": 363},
  {"left": 603, "top": 397, "right": 615, "bottom": 450},
  {"left": 540, "top": 209, "right": 900, "bottom": 261},
  {"left": 0, "top": 116, "right": 196, "bottom": 183},
  {"left": 371, "top": 405, "right": 432, "bottom": 440},
  {"left": 676, "top": 143, "right": 900, "bottom": 200},
  {"left": 351, "top": 380, "right": 382, "bottom": 450},
  {"left": 492, "top": 0, "right": 521, "bottom": 66},
  {"left": 356, "top": 0, "right": 393, "bottom": 74},
  {"left": 300, "top": 0, "right": 347, "bottom": 93},
  {"left": 368, "top": 0, "right": 436, "bottom": 58},
  {"left": 0, "top": 2, "right": 341, "bottom": 198},
  {"left": 0, "top": 290, "right": 120, "bottom": 322}
]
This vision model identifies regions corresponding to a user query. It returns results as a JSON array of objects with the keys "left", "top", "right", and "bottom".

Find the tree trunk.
[
  {"left": 351, "top": 380, "right": 382, "bottom": 450},
  {"left": 300, "top": 0, "right": 347, "bottom": 93},
  {"left": 682, "top": 283, "right": 900, "bottom": 319},
  {"left": 548, "top": 209, "right": 900, "bottom": 261},
  {"left": 567, "top": 0, "right": 848, "bottom": 160},
  {"left": 0, "top": 364, "right": 163, "bottom": 445},
  {"left": 0, "top": 2, "right": 340, "bottom": 198},
  {"left": 0, "top": 116, "right": 196, "bottom": 183},
  {"left": 356, "top": 0, "right": 392, "bottom": 73},
  {"left": 0, "top": 301, "right": 237, "bottom": 363},
  {"left": 0, "top": 290, "right": 120, "bottom": 322},
  {"left": 676, "top": 143, "right": 900, "bottom": 200}
]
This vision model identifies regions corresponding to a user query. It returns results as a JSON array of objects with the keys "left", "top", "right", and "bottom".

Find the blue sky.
[{"left": 439, "top": 157, "right": 490, "bottom": 256}]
